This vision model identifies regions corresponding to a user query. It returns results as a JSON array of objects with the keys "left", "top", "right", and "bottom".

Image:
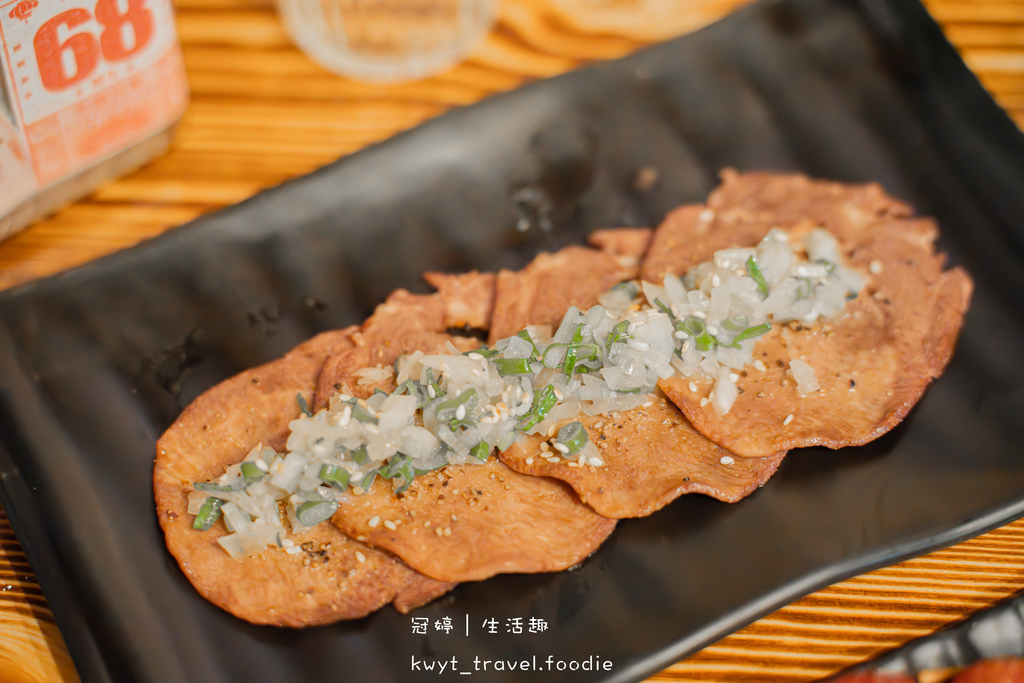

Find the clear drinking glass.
[{"left": 277, "top": 0, "right": 497, "bottom": 83}]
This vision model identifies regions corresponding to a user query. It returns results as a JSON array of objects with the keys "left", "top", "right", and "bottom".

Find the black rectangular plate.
[
  {"left": 1, "top": 0, "right": 1023, "bottom": 681},
  {"left": 827, "top": 591, "right": 1024, "bottom": 679}
]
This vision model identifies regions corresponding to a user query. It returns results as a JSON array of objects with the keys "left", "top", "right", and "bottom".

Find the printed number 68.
[{"left": 33, "top": 0, "right": 154, "bottom": 91}]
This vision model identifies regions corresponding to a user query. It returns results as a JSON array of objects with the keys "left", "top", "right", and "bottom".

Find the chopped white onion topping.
[{"left": 192, "top": 225, "right": 864, "bottom": 550}]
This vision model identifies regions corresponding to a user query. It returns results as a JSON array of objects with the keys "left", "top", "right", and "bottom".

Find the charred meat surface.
[
  {"left": 500, "top": 394, "right": 785, "bottom": 518},
  {"left": 488, "top": 244, "right": 639, "bottom": 344},
  {"left": 422, "top": 270, "right": 496, "bottom": 331},
  {"left": 647, "top": 171, "right": 972, "bottom": 457},
  {"left": 332, "top": 456, "right": 616, "bottom": 583},
  {"left": 154, "top": 328, "right": 453, "bottom": 626},
  {"left": 313, "top": 289, "right": 483, "bottom": 411}
]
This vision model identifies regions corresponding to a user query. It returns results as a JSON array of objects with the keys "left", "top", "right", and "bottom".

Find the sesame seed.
[
  {"left": 588, "top": 457, "right": 603, "bottom": 467},
  {"left": 451, "top": 515, "right": 457, "bottom": 521},
  {"left": 707, "top": 326, "right": 719, "bottom": 335},
  {"left": 427, "top": 385, "right": 436, "bottom": 399},
  {"left": 700, "top": 397, "right": 709, "bottom": 407},
  {"left": 553, "top": 388, "right": 564, "bottom": 401},
  {"left": 720, "top": 455, "right": 735, "bottom": 465},
  {"left": 553, "top": 442, "right": 570, "bottom": 454},
  {"left": 626, "top": 322, "right": 638, "bottom": 334},
  {"left": 338, "top": 394, "right": 352, "bottom": 402},
  {"left": 526, "top": 457, "right": 534, "bottom": 465},
  {"left": 355, "top": 551, "right": 366, "bottom": 563},
  {"left": 467, "top": 352, "right": 483, "bottom": 360},
  {"left": 627, "top": 339, "right": 650, "bottom": 351},
  {"left": 692, "top": 311, "right": 706, "bottom": 319},
  {"left": 594, "top": 421, "right": 604, "bottom": 429},
  {"left": 384, "top": 520, "right": 397, "bottom": 531},
  {"left": 700, "top": 208, "right": 715, "bottom": 222},
  {"left": 869, "top": 260, "right": 883, "bottom": 274},
  {"left": 642, "top": 401, "right": 653, "bottom": 408},
  {"left": 435, "top": 527, "right": 444, "bottom": 536},
  {"left": 753, "top": 359, "right": 767, "bottom": 372},
  {"left": 783, "top": 414, "right": 794, "bottom": 426},
  {"left": 688, "top": 381, "right": 698, "bottom": 392},
  {"left": 254, "top": 459, "right": 269, "bottom": 472},
  {"left": 444, "top": 527, "right": 452, "bottom": 536},
  {"left": 540, "top": 442, "right": 550, "bottom": 452},
  {"left": 455, "top": 405, "right": 466, "bottom": 420},
  {"left": 674, "top": 330, "right": 688, "bottom": 340},
  {"left": 424, "top": 521, "right": 431, "bottom": 528},
  {"left": 282, "top": 539, "right": 295, "bottom": 548},
  {"left": 286, "top": 546, "right": 301, "bottom": 555},
  {"left": 729, "top": 373, "right": 739, "bottom": 382},
  {"left": 368, "top": 515, "right": 380, "bottom": 528}
]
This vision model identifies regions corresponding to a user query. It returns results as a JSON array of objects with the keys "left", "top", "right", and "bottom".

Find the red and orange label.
[{"left": 0, "top": 0, "right": 187, "bottom": 209}]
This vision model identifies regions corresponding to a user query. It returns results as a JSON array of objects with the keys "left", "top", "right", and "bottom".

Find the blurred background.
[{"left": 0, "top": 0, "right": 1018, "bottom": 295}]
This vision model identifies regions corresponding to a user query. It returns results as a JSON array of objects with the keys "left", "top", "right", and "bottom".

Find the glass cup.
[{"left": 277, "top": 0, "right": 497, "bottom": 83}]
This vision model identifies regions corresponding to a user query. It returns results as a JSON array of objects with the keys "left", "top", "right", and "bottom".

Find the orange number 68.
[{"left": 34, "top": 0, "right": 155, "bottom": 92}]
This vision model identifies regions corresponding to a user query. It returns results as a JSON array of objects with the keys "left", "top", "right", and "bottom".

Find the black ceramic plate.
[
  {"left": 1, "top": 0, "right": 1023, "bottom": 681},
  {"left": 826, "top": 592, "right": 1024, "bottom": 680}
]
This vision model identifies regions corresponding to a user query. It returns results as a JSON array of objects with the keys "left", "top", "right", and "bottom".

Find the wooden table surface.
[{"left": 0, "top": 0, "right": 1021, "bottom": 681}]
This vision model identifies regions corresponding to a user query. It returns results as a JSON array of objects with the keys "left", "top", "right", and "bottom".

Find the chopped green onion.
[
  {"left": 434, "top": 388, "right": 479, "bottom": 423},
  {"left": 518, "top": 385, "right": 558, "bottom": 431},
  {"left": 193, "top": 497, "right": 223, "bottom": 531},
  {"left": 359, "top": 469, "right": 379, "bottom": 490},
  {"left": 746, "top": 256, "right": 769, "bottom": 297},
  {"left": 470, "top": 440, "right": 490, "bottom": 462},
  {"left": 555, "top": 421, "right": 589, "bottom": 456},
  {"left": 610, "top": 281, "right": 639, "bottom": 299},
  {"left": 562, "top": 327, "right": 584, "bottom": 377},
  {"left": 721, "top": 315, "right": 749, "bottom": 332},
  {"left": 396, "top": 379, "right": 431, "bottom": 408},
  {"left": 541, "top": 343, "right": 568, "bottom": 369},
  {"left": 494, "top": 357, "right": 533, "bottom": 375},
  {"left": 497, "top": 431, "right": 518, "bottom": 452},
  {"left": 678, "top": 317, "right": 715, "bottom": 352},
  {"left": 350, "top": 401, "right": 378, "bottom": 424},
  {"left": 297, "top": 393, "right": 312, "bottom": 417},
  {"left": 351, "top": 445, "right": 369, "bottom": 466},
  {"left": 517, "top": 329, "right": 540, "bottom": 358},
  {"left": 194, "top": 479, "right": 246, "bottom": 494},
  {"left": 653, "top": 298, "right": 672, "bottom": 315},
  {"left": 448, "top": 417, "right": 475, "bottom": 432},
  {"left": 424, "top": 368, "right": 445, "bottom": 399},
  {"left": 463, "top": 347, "right": 500, "bottom": 358},
  {"left": 728, "top": 322, "right": 772, "bottom": 347},
  {"left": 605, "top": 320, "right": 632, "bottom": 350},
  {"left": 240, "top": 462, "right": 265, "bottom": 485},
  {"left": 816, "top": 259, "right": 836, "bottom": 274},
  {"left": 796, "top": 277, "right": 812, "bottom": 300},
  {"left": 296, "top": 500, "right": 339, "bottom": 526},
  {"left": 375, "top": 455, "right": 417, "bottom": 493},
  {"left": 574, "top": 342, "right": 601, "bottom": 362},
  {"left": 319, "top": 464, "right": 350, "bottom": 490}
]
